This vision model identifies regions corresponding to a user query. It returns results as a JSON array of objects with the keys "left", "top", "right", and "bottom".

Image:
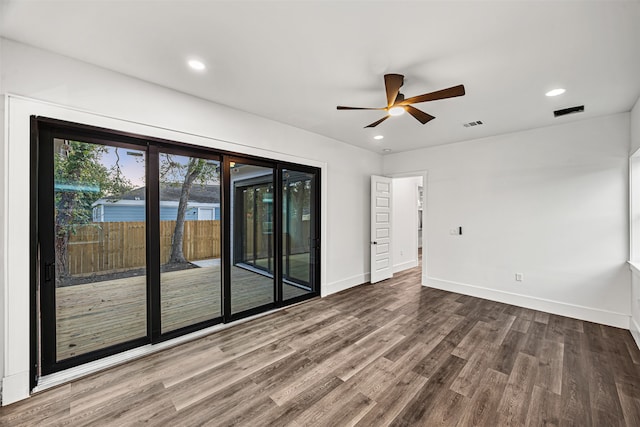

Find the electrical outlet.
[{"left": 515, "top": 273, "right": 523, "bottom": 282}]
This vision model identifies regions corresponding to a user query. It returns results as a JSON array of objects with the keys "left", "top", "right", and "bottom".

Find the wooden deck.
[{"left": 56, "top": 265, "right": 309, "bottom": 360}]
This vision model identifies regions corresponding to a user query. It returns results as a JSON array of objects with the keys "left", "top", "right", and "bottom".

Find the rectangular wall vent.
[
  {"left": 554, "top": 105, "right": 584, "bottom": 118},
  {"left": 463, "top": 120, "right": 484, "bottom": 127}
]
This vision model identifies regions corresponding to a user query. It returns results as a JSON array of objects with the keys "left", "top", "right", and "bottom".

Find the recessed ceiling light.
[
  {"left": 374, "top": 135, "right": 384, "bottom": 140},
  {"left": 382, "top": 148, "right": 392, "bottom": 152},
  {"left": 545, "top": 88, "right": 565, "bottom": 97},
  {"left": 388, "top": 106, "right": 405, "bottom": 116},
  {"left": 188, "top": 59, "right": 206, "bottom": 71}
]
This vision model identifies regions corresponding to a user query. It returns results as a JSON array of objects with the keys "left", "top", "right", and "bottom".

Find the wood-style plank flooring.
[{"left": 3, "top": 265, "right": 640, "bottom": 426}]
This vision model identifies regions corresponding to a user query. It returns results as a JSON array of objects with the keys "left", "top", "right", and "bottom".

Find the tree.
[
  {"left": 54, "top": 141, "right": 132, "bottom": 282},
  {"left": 160, "top": 155, "right": 218, "bottom": 264}
]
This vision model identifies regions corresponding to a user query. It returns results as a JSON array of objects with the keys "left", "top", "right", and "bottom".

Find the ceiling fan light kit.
[
  {"left": 388, "top": 106, "right": 405, "bottom": 116},
  {"left": 337, "top": 73, "right": 466, "bottom": 128}
]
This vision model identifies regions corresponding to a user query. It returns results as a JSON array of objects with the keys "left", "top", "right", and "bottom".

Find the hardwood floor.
[{"left": 3, "top": 265, "right": 640, "bottom": 426}]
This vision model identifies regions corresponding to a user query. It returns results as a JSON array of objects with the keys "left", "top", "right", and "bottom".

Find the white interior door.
[{"left": 371, "top": 175, "right": 393, "bottom": 283}]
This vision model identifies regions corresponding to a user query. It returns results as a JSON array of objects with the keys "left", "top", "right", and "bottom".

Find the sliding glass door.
[
  {"left": 159, "top": 151, "right": 222, "bottom": 334},
  {"left": 282, "top": 168, "right": 317, "bottom": 301},
  {"left": 230, "top": 162, "right": 276, "bottom": 315},
  {"left": 35, "top": 118, "right": 320, "bottom": 377},
  {"left": 39, "top": 134, "right": 150, "bottom": 372}
]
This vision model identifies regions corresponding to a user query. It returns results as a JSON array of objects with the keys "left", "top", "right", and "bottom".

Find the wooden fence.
[{"left": 67, "top": 220, "right": 221, "bottom": 276}]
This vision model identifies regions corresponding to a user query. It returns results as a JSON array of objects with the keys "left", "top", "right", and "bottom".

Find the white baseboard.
[
  {"left": 427, "top": 277, "right": 630, "bottom": 329},
  {"left": 1, "top": 370, "right": 30, "bottom": 406},
  {"left": 322, "top": 273, "right": 369, "bottom": 297},
  {"left": 631, "top": 317, "right": 640, "bottom": 351},
  {"left": 393, "top": 259, "right": 418, "bottom": 274}
]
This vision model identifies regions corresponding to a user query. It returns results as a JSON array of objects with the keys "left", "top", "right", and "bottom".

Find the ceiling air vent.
[
  {"left": 554, "top": 105, "right": 584, "bottom": 118},
  {"left": 463, "top": 120, "right": 483, "bottom": 127}
]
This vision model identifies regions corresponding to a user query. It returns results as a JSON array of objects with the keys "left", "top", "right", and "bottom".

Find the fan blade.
[
  {"left": 399, "top": 84, "right": 465, "bottom": 105},
  {"left": 364, "top": 116, "right": 390, "bottom": 128},
  {"left": 384, "top": 74, "right": 404, "bottom": 107},
  {"left": 405, "top": 105, "right": 435, "bottom": 124},
  {"left": 337, "top": 106, "right": 386, "bottom": 110}
]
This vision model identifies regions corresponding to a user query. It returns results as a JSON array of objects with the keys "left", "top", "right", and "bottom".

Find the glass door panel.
[
  {"left": 282, "top": 169, "right": 316, "bottom": 301},
  {"left": 53, "top": 139, "right": 147, "bottom": 362},
  {"left": 159, "top": 153, "right": 222, "bottom": 333},
  {"left": 231, "top": 163, "right": 275, "bottom": 314},
  {"left": 37, "top": 119, "right": 322, "bottom": 381}
]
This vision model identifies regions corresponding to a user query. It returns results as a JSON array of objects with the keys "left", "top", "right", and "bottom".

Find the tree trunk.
[
  {"left": 54, "top": 229, "right": 69, "bottom": 284},
  {"left": 54, "top": 191, "right": 76, "bottom": 284},
  {"left": 169, "top": 159, "right": 199, "bottom": 264}
]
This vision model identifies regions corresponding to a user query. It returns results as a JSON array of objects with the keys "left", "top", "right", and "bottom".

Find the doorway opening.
[{"left": 390, "top": 172, "right": 427, "bottom": 284}]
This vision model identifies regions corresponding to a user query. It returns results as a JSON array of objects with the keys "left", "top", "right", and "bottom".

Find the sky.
[
  {"left": 100, "top": 146, "right": 146, "bottom": 188},
  {"left": 98, "top": 148, "right": 220, "bottom": 189}
]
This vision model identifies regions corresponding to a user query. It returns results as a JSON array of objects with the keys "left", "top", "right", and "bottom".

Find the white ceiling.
[{"left": 2, "top": 0, "right": 640, "bottom": 154}]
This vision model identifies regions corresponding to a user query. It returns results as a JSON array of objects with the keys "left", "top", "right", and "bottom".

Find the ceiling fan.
[{"left": 337, "top": 74, "right": 465, "bottom": 128}]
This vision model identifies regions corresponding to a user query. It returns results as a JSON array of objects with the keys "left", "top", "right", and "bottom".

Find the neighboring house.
[{"left": 92, "top": 184, "right": 221, "bottom": 222}]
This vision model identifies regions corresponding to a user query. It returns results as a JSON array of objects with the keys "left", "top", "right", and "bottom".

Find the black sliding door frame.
[
  {"left": 32, "top": 117, "right": 320, "bottom": 384},
  {"left": 278, "top": 164, "right": 321, "bottom": 305},
  {"left": 225, "top": 156, "right": 280, "bottom": 321},
  {"left": 152, "top": 144, "right": 225, "bottom": 342},
  {"left": 36, "top": 122, "right": 153, "bottom": 375},
  {"left": 281, "top": 168, "right": 317, "bottom": 289}
]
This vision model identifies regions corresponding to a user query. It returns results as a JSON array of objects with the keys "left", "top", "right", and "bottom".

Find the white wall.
[
  {"left": 630, "top": 95, "right": 640, "bottom": 348},
  {"left": 392, "top": 177, "right": 421, "bottom": 273},
  {"left": 0, "top": 95, "right": 5, "bottom": 404},
  {"left": 0, "top": 38, "right": 382, "bottom": 404},
  {"left": 0, "top": 35, "right": 6, "bottom": 402},
  {"left": 384, "top": 114, "right": 631, "bottom": 328},
  {"left": 630, "top": 95, "right": 640, "bottom": 154}
]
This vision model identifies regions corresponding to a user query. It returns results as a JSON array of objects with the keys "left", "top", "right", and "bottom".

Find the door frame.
[
  {"left": 31, "top": 116, "right": 321, "bottom": 382},
  {"left": 224, "top": 156, "right": 278, "bottom": 321},
  {"left": 153, "top": 144, "right": 224, "bottom": 342},
  {"left": 36, "top": 122, "right": 155, "bottom": 375},
  {"left": 389, "top": 170, "right": 429, "bottom": 285},
  {"left": 276, "top": 163, "right": 321, "bottom": 304}
]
